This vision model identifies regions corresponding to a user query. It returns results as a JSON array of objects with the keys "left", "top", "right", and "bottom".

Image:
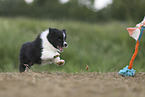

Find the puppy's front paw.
[
  {"left": 57, "top": 60, "right": 65, "bottom": 66},
  {"left": 54, "top": 53, "right": 60, "bottom": 58}
]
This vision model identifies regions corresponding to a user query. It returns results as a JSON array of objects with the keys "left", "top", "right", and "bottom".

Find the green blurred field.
[{"left": 0, "top": 17, "right": 145, "bottom": 73}]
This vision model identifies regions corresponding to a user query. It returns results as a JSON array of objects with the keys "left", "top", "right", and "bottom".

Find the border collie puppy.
[{"left": 19, "top": 28, "right": 68, "bottom": 73}]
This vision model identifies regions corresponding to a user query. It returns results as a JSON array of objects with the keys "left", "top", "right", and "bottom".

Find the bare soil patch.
[{"left": 0, "top": 72, "right": 145, "bottom": 97}]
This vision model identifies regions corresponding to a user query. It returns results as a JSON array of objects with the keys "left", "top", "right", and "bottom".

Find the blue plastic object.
[
  {"left": 138, "top": 27, "right": 145, "bottom": 41},
  {"left": 118, "top": 65, "right": 135, "bottom": 77}
]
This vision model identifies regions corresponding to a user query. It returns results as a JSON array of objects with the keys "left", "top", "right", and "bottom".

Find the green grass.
[{"left": 0, "top": 17, "right": 145, "bottom": 73}]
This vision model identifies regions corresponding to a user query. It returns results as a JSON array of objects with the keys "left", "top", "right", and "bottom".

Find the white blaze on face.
[
  {"left": 63, "top": 32, "right": 68, "bottom": 47},
  {"left": 63, "top": 32, "right": 66, "bottom": 41}
]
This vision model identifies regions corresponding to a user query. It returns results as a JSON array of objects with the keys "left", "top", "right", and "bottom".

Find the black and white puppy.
[{"left": 19, "top": 28, "right": 68, "bottom": 73}]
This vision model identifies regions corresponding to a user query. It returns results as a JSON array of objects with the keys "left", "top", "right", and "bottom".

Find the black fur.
[{"left": 19, "top": 35, "right": 42, "bottom": 72}]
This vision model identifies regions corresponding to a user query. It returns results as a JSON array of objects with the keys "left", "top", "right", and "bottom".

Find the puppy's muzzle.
[{"left": 64, "top": 42, "right": 68, "bottom": 48}]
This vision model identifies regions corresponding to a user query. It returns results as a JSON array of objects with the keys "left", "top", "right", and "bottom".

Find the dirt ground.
[{"left": 0, "top": 72, "right": 145, "bottom": 97}]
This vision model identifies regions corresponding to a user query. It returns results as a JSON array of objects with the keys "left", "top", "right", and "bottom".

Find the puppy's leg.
[
  {"left": 24, "top": 64, "right": 31, "bottom": 72},
  {"left": 53, "top": 57, "right": 65, "bottom": 66},
  {"left": 54, "top": 52, "right": 60, "bottom": 58},
  {"left": 19, "top": 62, "right": 32, "bottom": 73},
  {"left": 19, "top": 63, "right": 26, "bottom": 73}
]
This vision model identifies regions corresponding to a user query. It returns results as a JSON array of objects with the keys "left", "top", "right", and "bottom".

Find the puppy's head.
[{"left": 47, "top": 28, "right": 68, "bottom": 52}]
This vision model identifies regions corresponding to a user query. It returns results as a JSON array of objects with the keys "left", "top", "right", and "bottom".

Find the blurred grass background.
[{"left": 0, "top": 17, "right": 145, "bottom": 73}]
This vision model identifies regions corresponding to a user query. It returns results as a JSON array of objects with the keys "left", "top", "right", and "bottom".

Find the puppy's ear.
[
  {"left": 48, "top": 28, "right": 55, "bottom": 36},
  {"left": 49, "top": 28, "right": 52, "bottom": 32},
  {"left": 62, "top": 29, "right": 66, "bottom": 33},
  {"left": 49, "top": 28, "right": 54, "bottom": 35}
]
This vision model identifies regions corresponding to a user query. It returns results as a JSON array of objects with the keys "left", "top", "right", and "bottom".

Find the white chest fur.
[{"left": 40, "top": 30, "right": 58, "bottom": 61}]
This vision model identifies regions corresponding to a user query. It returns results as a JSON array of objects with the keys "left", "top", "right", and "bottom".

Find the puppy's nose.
[
  {"left": 65, "top": 43, "right": 68, "bottom": 47},
  {"left": 64, "top": 42, "right": 68, "bottom": 47}
]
